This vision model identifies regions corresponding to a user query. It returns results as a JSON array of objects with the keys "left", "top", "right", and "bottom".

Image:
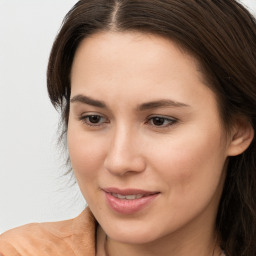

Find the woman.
[{"left": 0, "top": 0, "right": 255, "bottom": 255}]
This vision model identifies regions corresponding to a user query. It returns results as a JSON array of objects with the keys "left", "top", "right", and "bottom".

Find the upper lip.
[{"left": 102, "top": 187, "right": 160, "bottom": 196}]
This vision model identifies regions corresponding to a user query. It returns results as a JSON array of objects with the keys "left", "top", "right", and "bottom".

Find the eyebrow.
[
  {"left": 70, "top": 94, "right": 190, "bottom": 110},
  {"left": 70, "top": 94, "right": 107, "bottom": 108},
  {"left": 137, "top": 99, "right": 190, "bottom": 111}
]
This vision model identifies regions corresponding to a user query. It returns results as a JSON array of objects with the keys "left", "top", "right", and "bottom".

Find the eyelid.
[
  {"left": 77, "top": 112, "right": 177, "bottom": 129},
  {"left": 78, "top": 112, "right": 109, "bottom": 127},
  {"left": 146, "top": 115, "right": 178, "bottom": 127}
]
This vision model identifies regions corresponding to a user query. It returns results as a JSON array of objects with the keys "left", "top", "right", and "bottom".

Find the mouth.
[
  {"left": 110, "top": 193, "right": 145, "bottom": 200},
  {"left": 102, "top": 187, "right": 160, "bottom": 214},
  {"left": 103, "top": 187, "right": 159, "bottom": 198}
]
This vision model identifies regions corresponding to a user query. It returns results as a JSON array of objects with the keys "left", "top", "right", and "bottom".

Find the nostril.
[{"left": 104, "top": 154, "right": 146, "bottom": 176}]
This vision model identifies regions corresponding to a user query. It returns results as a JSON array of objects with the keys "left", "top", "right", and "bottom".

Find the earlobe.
[{"left": 227, "top": 117, "right": 254, "bottom": 156}]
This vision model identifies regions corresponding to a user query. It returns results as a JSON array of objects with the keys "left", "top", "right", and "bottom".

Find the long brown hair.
[{"left": 47, "top": 1, "right": 256, "bottom": 255}]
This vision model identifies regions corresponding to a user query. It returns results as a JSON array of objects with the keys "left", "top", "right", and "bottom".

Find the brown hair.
[{"left": 47, "top": 1, "right": 256, "bottom": 255}]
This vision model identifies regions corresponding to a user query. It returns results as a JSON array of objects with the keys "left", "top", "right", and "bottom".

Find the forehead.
[
  {"left": 70, "top": 31, "right": 217, "bottom": 108},
  {"left": 71, "top": 31, "right": 206, "bottom": 85}
]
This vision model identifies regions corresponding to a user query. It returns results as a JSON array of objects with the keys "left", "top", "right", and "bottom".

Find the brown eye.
[
  {"left": 148, "top": 116, "right": 177, "bottom": 127},
  {"left": 79, "top": 114, "right": 108, "bottom": 126},
  {"left": 88, "top": 115, "right": 101, "bottom": 124},
  {"left": 152, "top": 117, "right": 166, "bottom": 126}
]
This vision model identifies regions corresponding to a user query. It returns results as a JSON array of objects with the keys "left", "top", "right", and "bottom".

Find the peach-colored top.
[{"left": 0, "top": 208, "right": 96, "bottom": 256}]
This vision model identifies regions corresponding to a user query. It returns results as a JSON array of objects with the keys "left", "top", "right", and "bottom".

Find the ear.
[{"left": 227, "top": 117, "right": 254, "bottom": 156}]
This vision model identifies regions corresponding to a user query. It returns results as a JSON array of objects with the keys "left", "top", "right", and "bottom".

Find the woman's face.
[{"left": 68, "top": 31, "right": 232, "bottom": 244}]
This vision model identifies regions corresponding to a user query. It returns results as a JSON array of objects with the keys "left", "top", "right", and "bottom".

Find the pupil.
[
  {"left": 153, "top": 117, "right": 164, "bottom": 126},
  {"left": 89, "top": 115, "right": 100, "bottom": 123}
]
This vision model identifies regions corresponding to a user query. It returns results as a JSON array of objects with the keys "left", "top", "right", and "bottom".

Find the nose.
[{"left": 104, "top": 125, "right": 146, "bottom": 176}]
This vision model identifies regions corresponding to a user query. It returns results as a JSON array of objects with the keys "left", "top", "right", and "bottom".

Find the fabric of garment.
[{"left": 0, "top": 208, "right": 96, "bottom": 256}]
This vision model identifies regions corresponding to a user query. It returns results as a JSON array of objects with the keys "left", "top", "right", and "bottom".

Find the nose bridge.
[{"left": 104, "top": 122, "right": 145, "bottom": 175}]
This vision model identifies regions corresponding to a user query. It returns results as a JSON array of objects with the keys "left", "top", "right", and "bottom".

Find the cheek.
[
  {"left": 149, "top": 128, "right": 227, "bottom": 199},
  {"left": 144, "top": 131, "right": 227, "bottom": 234},
  {"left": 67, "top": 127, "right": 108, "bottom": 208},
  {"left": 67, "top": 126, "right": 105, "bottom": 180}
]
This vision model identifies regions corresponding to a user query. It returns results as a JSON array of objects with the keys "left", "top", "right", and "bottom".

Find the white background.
[{"left": 0, "top": 0, "right": 256, "bottom": 234}]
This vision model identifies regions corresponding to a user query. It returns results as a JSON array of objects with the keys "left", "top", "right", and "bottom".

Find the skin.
[{"left": 67, "top": 31, "right": 244, "bottom": 256}]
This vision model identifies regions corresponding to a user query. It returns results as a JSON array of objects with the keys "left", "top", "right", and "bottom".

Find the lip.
[{"left": 103, "top": 187, "right": 160, "bottom": 214}]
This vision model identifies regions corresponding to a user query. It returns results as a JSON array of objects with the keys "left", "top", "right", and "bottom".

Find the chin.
[
  {"left": 104, "top": 222, "right": 162, "bottom": 244},
  {"left": 110, "top": 233, "right": 157, "bottom": 245}
]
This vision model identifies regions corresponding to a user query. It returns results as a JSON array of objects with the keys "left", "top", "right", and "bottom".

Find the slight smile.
[{"left": 102, "top": 187, "right": 160, "bottom": 214}]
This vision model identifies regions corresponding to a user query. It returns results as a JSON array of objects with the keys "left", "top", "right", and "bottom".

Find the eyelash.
[
  {"left": 79, "top": 114, "right": 109, "bottom": 127},
  {"left": 78, "top": 114, "right": 177, "bottom": 128},
  {"left": 146, "top": 115, "right": 177, "bottom": 128}
]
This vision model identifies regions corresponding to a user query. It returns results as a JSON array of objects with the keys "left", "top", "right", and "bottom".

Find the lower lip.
[{"left": 105, "top": 192, "right": 159, "bottom": 214}]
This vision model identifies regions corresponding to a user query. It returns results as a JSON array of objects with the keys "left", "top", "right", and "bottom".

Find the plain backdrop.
[{"left": 0, "top": 0, "right": 256, "bottom": 234}]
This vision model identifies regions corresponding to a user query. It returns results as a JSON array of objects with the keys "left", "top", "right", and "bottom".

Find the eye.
[
  {"left": 147, "top": 116, "right": 177, "bottom": 127},
  {"left": 79, "top": 114, "right": 108, "bottom": 126}
]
